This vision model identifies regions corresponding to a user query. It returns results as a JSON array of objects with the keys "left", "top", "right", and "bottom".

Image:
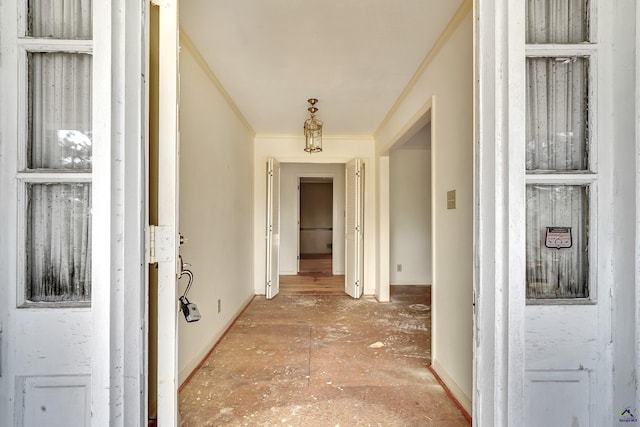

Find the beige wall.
[
  {"left": 300, "top": 182, "right": 333, "bottom": 254},
  {"left": 375, "top": 6, "right": 473, "bottom": 411},
  {"left": 390, "top": 142, "right": 432, "bottom": 285},
  {"left": 177, "top": 40, "right": 255, "bottom": 384}
]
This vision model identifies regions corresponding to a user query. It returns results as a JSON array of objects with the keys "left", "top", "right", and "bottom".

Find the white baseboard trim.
[
  {"left": 179, "top": 293, "right": 254, "bottom": 386},
  {"left": 431, "top": 358, "right": 472, "bottom": 414}
]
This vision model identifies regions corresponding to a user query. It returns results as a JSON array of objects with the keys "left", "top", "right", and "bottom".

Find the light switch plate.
[{"left": 447, "top": 190, "right": 456, "bottom": 210}]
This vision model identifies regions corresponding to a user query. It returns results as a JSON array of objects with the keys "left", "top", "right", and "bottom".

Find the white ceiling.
[{"left": 180, "top": 0, "right": 463, "bottom": 137}]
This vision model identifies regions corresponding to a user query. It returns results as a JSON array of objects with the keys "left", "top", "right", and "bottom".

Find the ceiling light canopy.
[{"left": 304, "top": 98, "right": 323, "bottom": 153}]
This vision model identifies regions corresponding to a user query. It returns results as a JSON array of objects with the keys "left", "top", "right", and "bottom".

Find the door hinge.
[
  {"left": 145, "top": 225, "right": 175, "bottom": 264},
  {"left": 145, "top": 225, "right": 157, "bottom": 264}
]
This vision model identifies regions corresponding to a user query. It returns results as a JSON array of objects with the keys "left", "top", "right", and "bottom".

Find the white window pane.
[
  {"left": 526, "top": 57, "right": 588, "bottom": 171},
  {"left": 28, "top": 52, "right": 92, "bottom": 169},
  {"left": 526, "top": 185, "right": 589, "bottom": 299},
  {"left": 526, "top": 0, "right": 589, "bottom": 44},
  {"left": 26, "top": 183, "right": 91, "bottom": 303},
  {"left": 27, "top": 0, "right": 92, "bottom": 39}
]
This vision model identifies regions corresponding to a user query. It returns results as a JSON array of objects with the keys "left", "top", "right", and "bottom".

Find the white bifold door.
[
  {"left": 266, "top": 158, "right": 281, "bottom": 299},
  {"left": 345, "top": 159, "right": 364, "bottom": 299}
]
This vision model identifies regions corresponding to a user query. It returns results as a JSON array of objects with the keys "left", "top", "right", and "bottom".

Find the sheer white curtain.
[
  {"left": 526, "top": 57, "right": 588, "bottom": 171},
  {"left": 30, "top": 52, "right": 92, "bottom": 169},
  {"left": 27, "top": 184, "right": 92, "bottom": 302},
  {"left": 525, "top": 0, "right": 590, "bottom": 299},
  {"left": 526, "top": 0, "right": 589, "bottom": 44},
  {"left": 26, "top": 49, "right": 92, "bottom": 302},
  {"left": 28, "top": 0, "right": 92, "bottom": 39},
  {"left": 526, "top": 185, "right": 589, "bottom": 299}
]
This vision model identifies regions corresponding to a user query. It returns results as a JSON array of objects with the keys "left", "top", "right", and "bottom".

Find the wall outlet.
[
  {"left": 217, "top": 299, "right": 221, "bottom": 313},
  {"left": 397, "top": 264, "right": 402, "bottom": 272}
]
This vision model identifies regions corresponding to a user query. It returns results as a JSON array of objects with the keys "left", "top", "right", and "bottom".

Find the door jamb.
[{"left": 473, "top": 0, "right": 526, "bottom": 424}]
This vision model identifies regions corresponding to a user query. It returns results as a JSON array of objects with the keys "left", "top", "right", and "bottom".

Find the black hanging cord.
[{"left": 179, "top": 268, "right": 194, "bottom": 300}]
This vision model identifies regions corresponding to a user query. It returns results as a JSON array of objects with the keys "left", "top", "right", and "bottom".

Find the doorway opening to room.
[
  {"left": 298, "top": 177, "right": 334, "bottom": 274},
  {"left": 388, "top": 120, "right": 432, "bottom": 360},
  {"left": 278, "top": 165, "right": 347, "bottom": 296}
]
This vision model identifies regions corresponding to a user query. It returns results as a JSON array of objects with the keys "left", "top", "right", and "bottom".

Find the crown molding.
[{"left": 179, "top": 28, "right": 256, "bottom": 137}]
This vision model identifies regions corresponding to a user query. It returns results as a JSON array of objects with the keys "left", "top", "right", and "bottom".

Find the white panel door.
[
  {"left": 266, "top": 158, "right": 281, "bottom": 299},
  {"left": 0, "top": 1, "right": 93, "bottom": 425},
  {"left": 155, "top": 0, "right": 181, "bottom": 424},
  {"left": 345, "top": 159, "right": 364, "bottom": 299}
]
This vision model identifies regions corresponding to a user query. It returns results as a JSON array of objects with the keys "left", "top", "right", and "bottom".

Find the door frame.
[
  {"left": 636, "top": 3, "right": 640, "bottom": 416},
  {"left": 101, "top": 1, "right": 640, "bottom": 424},
  {"left": 377, "top": 97, "right": 433, "bottom": 305},
  {"left": 91, "top": 0, "right": 147, "bottom": 424},
  {"left": 473, "top": 0, "right": 526, "bottom": 424},
  {"left": 99, "top": 0, "right": 526, "bottom": 423},
  {"left": 152, "top": 0, "right": 181, "bottom": 423}
]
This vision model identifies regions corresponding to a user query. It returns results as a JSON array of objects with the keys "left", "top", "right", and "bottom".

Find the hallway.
[{"left": 178, "top": 287, "right": 470, "bottom": 426}]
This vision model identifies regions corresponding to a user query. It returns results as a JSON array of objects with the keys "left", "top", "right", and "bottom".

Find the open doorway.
[
  {"left": 281, "top": 176, "right": 345, "bottom": 295},
  {"left": 143, "top": 0, "right": 474, "bottom": 423},
  {"left": 389, "top": 123, "right": 432, "bottom": 291},
  {"left": 389, "top": 122, "right": 432, "bottom": 360},
  {"left": 278, "top": 163, "right": 346, "bottom": 296},
  {"left": 298, "top": 177, "right": 334, "bottom": 274}
]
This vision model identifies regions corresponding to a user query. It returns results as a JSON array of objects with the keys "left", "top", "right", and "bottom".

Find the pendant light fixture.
[{"left": 303, "top": 98, "right": 323, "bottom": 153}]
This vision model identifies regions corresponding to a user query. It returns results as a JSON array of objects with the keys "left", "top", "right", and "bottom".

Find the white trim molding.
[
  {"left": 92, "top": 0, "right": 146, "bottom": 425},
  {"left": 473, "top": 0, "right": 526, "bottom": 425},
  {"left": 635, "top": 0, "right": 640, "bottom": 415}
]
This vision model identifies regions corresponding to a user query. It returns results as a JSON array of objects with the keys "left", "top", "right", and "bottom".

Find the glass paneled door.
[
  {"left": 0, "top": 0, "right": 94, "bottom": 425},
  {"left": 523, "top": 1, "right": 611, "bottom": 426}
]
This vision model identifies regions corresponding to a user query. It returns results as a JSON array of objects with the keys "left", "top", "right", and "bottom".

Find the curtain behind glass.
[
  {"left": 526, "top": 57, "right": 588, "bottom": 171},
  {"left": 526, "top": 0, "right": 589, "bottom": 44},
  {"left": 28, "top": 52, "right": 92, "bottom": 169},
  {"left": 526, "top": 185, "right": 589, "bottom": 299},
  {"left": 28, "top": 0, "right": 92, "bottom": 39},
  {"left": 26, "top": 183, "right": 92, "bottom": 302}
]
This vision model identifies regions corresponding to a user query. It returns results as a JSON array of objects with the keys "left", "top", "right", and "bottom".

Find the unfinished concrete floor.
[{"left": 178, "top": 286, "right": 470, "bottom": 426}]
